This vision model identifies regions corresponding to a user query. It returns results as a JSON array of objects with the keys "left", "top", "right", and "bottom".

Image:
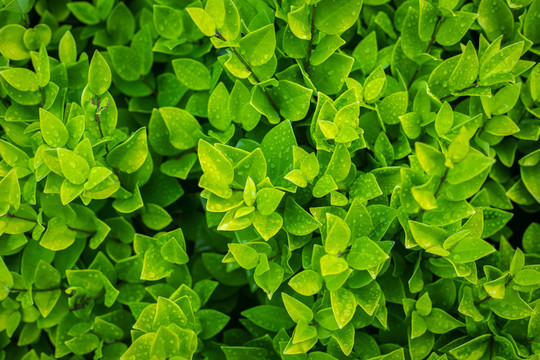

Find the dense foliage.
[{"left": 0, "top": 0, "right": 539, "bottom": 359}]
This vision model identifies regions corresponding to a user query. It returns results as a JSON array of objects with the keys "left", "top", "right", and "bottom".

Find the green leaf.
[
  {"left": 312, "top": 35, "right": 346, "bottom": 66},
  {"left": 241, "top": 305, "right": 295, "bottom": 331},
  {"left": 353, "top": 31, "right": 378, "bottom": 74},
  {"left": 88, "top": 50, "right": 111, "bottom": 96},
  {"left": 331, "top": 287, "right": 356, "bottom": 328},
  {"left": 356, "top": 284, "right": 383, "bottom": 322},
  {"left": 40, "top": 108, "right": 68, "bottom": 148},
  {"left": 159, "top": 107, "right": 201, "bottom": 151},
  {"left": 108, "top": 46, "right": 141, "bottom": 82},
  {"left": 153, "top": 5, "right": 183, "bottom": 40},
  {"left": 172, "top": 59, "right": 211, "bottom": 91},
  {"left": 326, "top": 144, "right": 351, "bottom": 182},
  {"left": 478, "top": 0, "right": 514, "bottom": 42},
  {"left": 106, "top": 3, "right": 135, "bottom": 45},
  {"left": 423, "top": 308, "right": 464, "bottom": 334},
  {"left": 447, "top": 237, "right": 496, "bottom": 263},
  {"left": 325, "top": 213, "right": 351, "bottom": 255},
  {"left": 261, "top": 120, "right": 297, "bottom": 190},
  {"left": 350, "top": 172, "right": 383, "bottom": 202},
  {"left": 436, "top": 12, "right": 478, "bottom": 46},
  {"left": 315, "top": 0, "right": 362, "bottom": 35},
  {"left": 106, "top": 127, "right": 148, "bottom": 174},
  {"left": 363, "top": 66, "right": 387, "bottom": 103},
  {"left": 447, "top": 150, "right": 495, "bottom": 184},
  {"left": 282, "top": 293, "right": 313, "bottom": 323},
  {"left": 65, "top": 334, "right": 100, "bottom": 355},
  {"left": 378, "top": 91, "right": 408, "bottom": 125},
  {"left": 311, "top": 53, "right": 354, "bottom": 95},
  {"left": 0, "top": 24, "right": 30, "bottom": 61},
  {"left": 521, "top": 162, "right": 540, "bottom": 202},
  {"left": 187, "top": 7, "right": 216, "bottom": 37},
  {"left": 284, "top": 197, "right": 321, "bottom": 236},
  {"left": 272, "top": 80, "right": 313, "bottom": 121},
  {"left": 197, "top": 309, "right": 230, "bottom": 339},
  {"left": 484, "top": 115, "right": 520, "bottom": 136},
  {"left": 67, "top": 2, "right": 101, "bottom": 25},
  {"left": 253, "top": 211, "right": 283, "bottom": 240},
  {"left": 198, "top": 140, "right": 234, "bottom": 198},
  {"left": 58, "top": 31, "right": 77, "bottom": 65},
  {"left": 449, "top": 42, "right": 479, "bottom": 92},
  {"left": 415, "top": 143, "right": 446, "bottom": 178},
  {"left": 239, "top": 24, "right": 275, "bottom": 67},
  {"left": 58, "top": 149, "right": 90, "bottom": 185},
  {"left": 254, "top": 262, "right": 284, "bottom": 299},
  {"left": 423, "top": 199, "right": 475, "bottom": 226},
  {"left": 523, "top": 222, "right": 540, "bottom": 254},
  {"left": 208, "top": 82, "right": 231, "bottom": 131},
  {"left": 487, "top": 288, "right": 535, "bottom": 319},
  {"left": 479, "top": 41, "right": 523, "bottom": 86},
  {"left": 141, "top": 204, "right": 172, "bottom": 231},
  {"left": 289, "top": 270, "right": 323, "bottom": 296},
  {"left": 448, "top": 334, "right": 491, "bottom": 360},
  {"left": 1, "top": 68, "right": 38, "bottom": 92},
  {"left": 320, "top": 254, "right": 349, "bottom": 276},
  {"left": 288, "top": 4, "right": 311, "bottom": 40},
  {"left": 0, "top": 257, "right": 13, "bottom": 300},
  {"left": 40, "top": 217, "right": 76, "bottom": 251},
  {"left": 227, "top": 243, "right": 259, "bottom": 269},
  {"left": 347, "top": 236, "right": 389, "bottom": 270},
  {"left": 514, "top": 268, "right": 540, "bottom": 286}
]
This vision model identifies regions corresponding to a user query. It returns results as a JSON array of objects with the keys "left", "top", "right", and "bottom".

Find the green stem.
[{"left": 306, "top": 5, "right": 317, "bottom": 75}]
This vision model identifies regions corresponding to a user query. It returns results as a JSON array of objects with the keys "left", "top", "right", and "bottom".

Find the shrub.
[{"left": 0, "top": 0, "right": 540, "bottom": 359}]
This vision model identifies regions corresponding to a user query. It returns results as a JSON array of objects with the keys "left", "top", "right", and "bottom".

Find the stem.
[
  {"left": 475, "top": 276, "right": 513, "bottom": 306},
  {"left": 440, "top": 82, "right": 478, "bottom": 102},
  {"left": 408, "top": 18, "right": 442, "bottom": 89},
  {"left": 176, "top": 146, "right": 198, "bottom": 160},
  {"left": 517, "top": 100, "right": 537, "bottom": 124},
  {"left": 10, "top": 287, "right": 61, "bottom": 292},
  {"left": 140, "top": 76, "right": 157, "bottom": 95},
  {"left": 306, "top": 5, "right": 317, "bottom": 75},
  {"left": 215, "top": 31, "right": 281, "bottom": 119},
  {"left": 70, "top": 290, "right": 106, "bottom": 311}
]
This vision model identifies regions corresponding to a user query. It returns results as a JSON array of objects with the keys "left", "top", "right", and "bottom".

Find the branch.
[
  {"left": 140, "top": 76, "right": 157, "bottom": 95},
  {"left": 306, "top": 5, "right": 317, "bottom": 75},
  {"left": 215, "top": 31, "right": 281, "bottom": 120},
  {"left": 440, "top": 83, "right": 479, "bottom": 102},
  {"left": 408, "top": 18, "right": 442, "bottom": 89}
]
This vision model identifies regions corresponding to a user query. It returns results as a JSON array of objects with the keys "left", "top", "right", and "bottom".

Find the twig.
[
  {"left": 9, "top": 287, "right": 61, "bottom": 292},
  {"left": 408, "top": 18, "right": 442, "bottom": 89},
  {"left": 70, "top": 290, "right": 106, "bottom": 311},
  {"left": 440, "top": 83, "right": 478, "bottom": 102},
  {"left": 306, "top": 5, "right": 317, "bottom": 75},
  {"left": 140, "top": 76, "right": 157, "bottom": 95},
  {"left": 475, "top": 276, "right": 512, "bottom": 306},
  {"left": 215, "top": 31, "right": 281, "bottom": 119}
]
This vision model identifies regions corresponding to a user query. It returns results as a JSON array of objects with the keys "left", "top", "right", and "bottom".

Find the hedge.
[{"left": 0, "top": 0, "right": 539, "bottom": 359}]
